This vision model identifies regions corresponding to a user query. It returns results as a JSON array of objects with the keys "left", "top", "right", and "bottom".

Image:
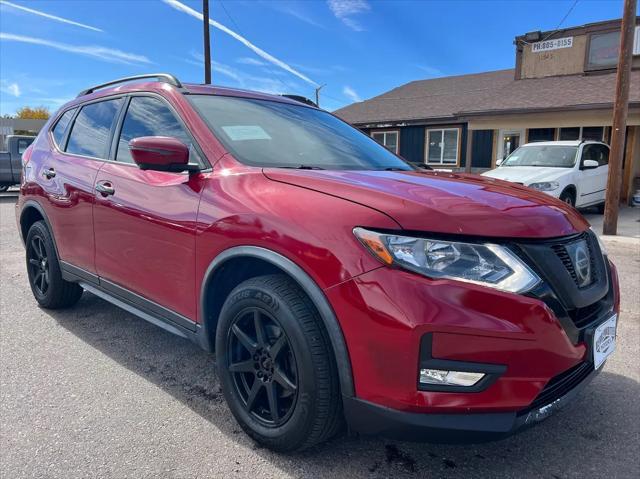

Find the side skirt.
[{"left": 60, "top": 261, "right": 203, "bottom": 345}]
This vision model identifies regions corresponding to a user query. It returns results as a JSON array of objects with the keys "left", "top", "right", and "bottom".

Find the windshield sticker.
[{"left": 221, "top": 125, "right": 272, "bottom": 141}]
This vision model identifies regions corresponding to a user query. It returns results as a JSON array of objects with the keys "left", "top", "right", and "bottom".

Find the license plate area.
[{"left": 593, "top": 314, "right": 617, "bottom": 369}]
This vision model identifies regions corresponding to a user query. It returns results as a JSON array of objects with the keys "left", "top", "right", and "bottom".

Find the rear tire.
[
  {"left": 216, "top": 274, "right": 342, "bottom": 452},
  {"left": 596, "top": 202, "right": 606, "bottom": 214},
  {"left": 25, "top": 221, "right": 83, "bottom": 309},
  {"left": 559, "top": 188, "right": 576, "bottom": 207}
]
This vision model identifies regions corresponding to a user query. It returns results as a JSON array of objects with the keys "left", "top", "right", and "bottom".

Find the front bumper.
[
  {"left": 344, "top": 362, "right": 601, "bottom": 442},
  {"left": 326, "top": 242, "right": 619, "bottom": 438}
]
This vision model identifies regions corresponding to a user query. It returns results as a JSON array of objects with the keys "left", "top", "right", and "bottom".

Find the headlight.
[
  {"left": 528, "top": 181, "right": 559, "bottom": 191},
  {"left": 353, "top": 228, "right": 540, "bottom": 293}
]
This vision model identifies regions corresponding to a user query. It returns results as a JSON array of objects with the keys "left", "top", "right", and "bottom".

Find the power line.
[
  {"left": 217, "top": 0, "right": 293, "bottom": 94},
  {"left": 219, "top": 0, "right": 244, "bottom": 39},
  {"left": 518, "top": 0, "right": 579, "bottom": 45},
  {"left": 541, "top": 0, "right": 579, "bottom": 42},
  {"left": 217, "top": 0, "right": 334, "bottom": 105}
]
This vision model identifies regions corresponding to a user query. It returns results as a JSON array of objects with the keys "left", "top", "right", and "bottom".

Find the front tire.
[
  {"left": 216, "top": 274, "right": 342, "bottom": 452},
  {"left": 559, "top": 188, "right": 576, "bottom": 207},
  {"left": 25, "top": 221, "right": 83, "bottom": 309}
]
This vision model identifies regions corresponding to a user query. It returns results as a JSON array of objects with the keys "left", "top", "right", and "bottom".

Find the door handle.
[
  {"left": 42, "top": 168, "right": 56, "bottom": 179},
  {"left": 95, "top": 181, "right": 115, "bottom": 197}
]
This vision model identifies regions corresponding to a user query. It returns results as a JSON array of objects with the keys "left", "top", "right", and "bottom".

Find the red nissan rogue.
[{"left": 16, "top": 74, "right": 619, "bottom": 451}]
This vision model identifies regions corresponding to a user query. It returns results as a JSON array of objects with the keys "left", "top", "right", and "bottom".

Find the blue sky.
[{"left": 0, "top": 0, "right": 623, "bottom": 115}]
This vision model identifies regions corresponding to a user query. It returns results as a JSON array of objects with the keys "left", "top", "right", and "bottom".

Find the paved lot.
[{"left": 1, "top": 191, "right": 639, "bottom": 479}]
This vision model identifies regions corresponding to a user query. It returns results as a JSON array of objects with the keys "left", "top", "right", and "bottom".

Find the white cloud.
[
  {"left": 163, "top": 0, "right": 317, "bottom": 86},
  {"left": 343, "top": 85, "right": 361, "bottom": 103},
  {"left": 327, "top": 0, "right": 370, "bottom": 31},
  {"left": 416, "top": 64, "right": 444, "bottom": 77},
  {"left": 0, "top": 33, "right": 151, "bottom": 65},
  {"left": 291, "top": 62, "right": 349, "bottom": 76},
  {"left": 34, "top": 97, "right": 72, "bottom": 106},
  {"left": 236, "top": 57, "right": 267, "bottom": 67},
  {"left": 264, "top": 1, "right": 324, "bottom": 28},
  {"left": 0, "top": 80, "right": 21, "bottom": 97},
  {"left": 0, "top": 0, "right": 102, "bottom": 32},
  {"left": 186, "top": 53, "right": 299, "bottom": 95}
]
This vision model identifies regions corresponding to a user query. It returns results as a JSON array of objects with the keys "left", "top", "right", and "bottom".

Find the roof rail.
[{"left": 77, "top": 73, "right": 183, "bottom": 97}]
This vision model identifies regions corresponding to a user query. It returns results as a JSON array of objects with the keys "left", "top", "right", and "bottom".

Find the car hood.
[
  {"left": 482, "top": 166, "right": 571, "bottom": 184},
  {"left": 262, "top": 169, "right": 588, "bottom": 239}
]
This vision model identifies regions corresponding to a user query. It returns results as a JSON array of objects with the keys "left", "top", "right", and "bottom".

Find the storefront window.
[
  {"left": 559, "top": 127, "right": 580, "bottom": 141},
  {"left": 426, "top": 128, "right": 459, "bottom": 165},
  {"left": 528, "top": 128, "right": 555, "bottom": 142},
  {"left": 582, "top": 126, "right": 604, "bottom": 141},
  {"left": 557, "top": 126, "right": 604, "bottom": 141}
]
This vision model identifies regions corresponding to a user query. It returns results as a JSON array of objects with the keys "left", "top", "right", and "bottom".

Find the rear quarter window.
[{"left": 51, "top": 108, "right": 76, "bottom": 148}]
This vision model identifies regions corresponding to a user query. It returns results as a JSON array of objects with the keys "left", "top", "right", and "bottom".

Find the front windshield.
[
  {"left": 188, "top": 95, "right": 414, "bottom": 171},
  {"left": 501, "top": 145, "right": 578, "bottom": 168}
]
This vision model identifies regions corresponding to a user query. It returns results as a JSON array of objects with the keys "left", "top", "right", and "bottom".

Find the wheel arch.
[
  {"left": 19, "top": 200, "right": 59, "bottom": 257},
  {"left": 199, "top": 246, "right": 355, "bottom": 398}
]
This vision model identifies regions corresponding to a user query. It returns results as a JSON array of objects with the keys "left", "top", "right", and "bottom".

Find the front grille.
[
  {"left": 551, "top": 233, "right": 597, "bottom": 288},
  {"left": 551, "top": 244, "right": 576, "bottom": 280},
  {"left": 520, "top": 361, "right": 593, "bottom": 414},
  {"left": 517, "top": 229, "right": 611, "bottom": 343}
]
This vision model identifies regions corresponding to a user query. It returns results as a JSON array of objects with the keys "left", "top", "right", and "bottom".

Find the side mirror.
[
  {"left": 129, "top": 136, "right": 197, "bottom": 173},
  {"left": 496, "top": 158, "right": 503, "bottom": 166},
  {"left": 581, "top": 159, "right": 599, "bottom": 170}
]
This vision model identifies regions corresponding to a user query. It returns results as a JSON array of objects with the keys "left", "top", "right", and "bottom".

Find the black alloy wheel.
[
  {"left": 25, "top": 220, "right": 83, "bottom": 309},
  {"left": 216, "top": 274, "right": 342, "bottom": 451},
  {"left": 28, "top": 234, "right": 50, "bottom": 296},
  {"left": 227, "top": 308, "right": 298, "bottom": 427}
]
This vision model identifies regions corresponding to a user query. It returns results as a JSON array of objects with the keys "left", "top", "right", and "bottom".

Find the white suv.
[{"left": 482, "top": 140, "right": 609, "bottom": 210}]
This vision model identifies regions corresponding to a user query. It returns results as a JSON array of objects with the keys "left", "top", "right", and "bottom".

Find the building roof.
[{"left": 334, "top": 69, "right": 640, "bottom": 126}]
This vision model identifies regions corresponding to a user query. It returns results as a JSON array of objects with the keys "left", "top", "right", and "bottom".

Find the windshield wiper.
[
  {"left": 279, "top": 165, "right": 325, "bottom": 170},
  {"left": 384, "top": 164, "right": 432, "bottom": 171}
]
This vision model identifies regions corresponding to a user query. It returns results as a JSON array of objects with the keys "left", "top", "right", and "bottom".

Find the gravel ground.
[{"left": 1, "top": 193, "right": 639, "bottom": 479}]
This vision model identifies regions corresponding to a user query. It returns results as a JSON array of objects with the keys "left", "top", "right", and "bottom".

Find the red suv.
[{"left": 16, "top": 74, "right": 619, "bottom": 451}]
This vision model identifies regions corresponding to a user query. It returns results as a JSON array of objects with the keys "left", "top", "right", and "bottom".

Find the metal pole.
[
  {"left": 315, "top": 84, "right": 325, "bottom": 107},
  {"left": 203, "top": 0, "right": 212, "bottom": 84},
  {"left": 603, "top": 0, "right": 635, "bottom": 235}
]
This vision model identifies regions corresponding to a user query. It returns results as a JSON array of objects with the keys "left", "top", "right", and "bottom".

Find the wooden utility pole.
[
  {"left": 203, "top": 0, "right": 212, "bottom": 84},
  {"left": 603, "top": 0, "right": 636, "bottom": 235}
]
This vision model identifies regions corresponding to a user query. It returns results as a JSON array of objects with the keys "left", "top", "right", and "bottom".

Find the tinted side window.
[
  {"left": 51, "top": 108, "right": 76, "bottom": 148},
  {"left": 595, "top": 145, "right": 609, "bottom": 166},
  {"left": 66, "top": 99, "right": 123, "bottom": 159},
  {"left": 582, "top": 144, "right": 609, "bottom": 167},
  {"left": 116, "top": 96, "right": 192, "bottom": 164}
]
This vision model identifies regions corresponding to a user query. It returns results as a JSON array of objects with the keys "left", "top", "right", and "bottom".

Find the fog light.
[{"left": 419, "top": 369, "right": 485, "bottom": 387}]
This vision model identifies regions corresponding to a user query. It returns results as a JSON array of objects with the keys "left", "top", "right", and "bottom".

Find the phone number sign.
[{"left": 531, "top": 37, "right": 573, "bottom": 53}]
